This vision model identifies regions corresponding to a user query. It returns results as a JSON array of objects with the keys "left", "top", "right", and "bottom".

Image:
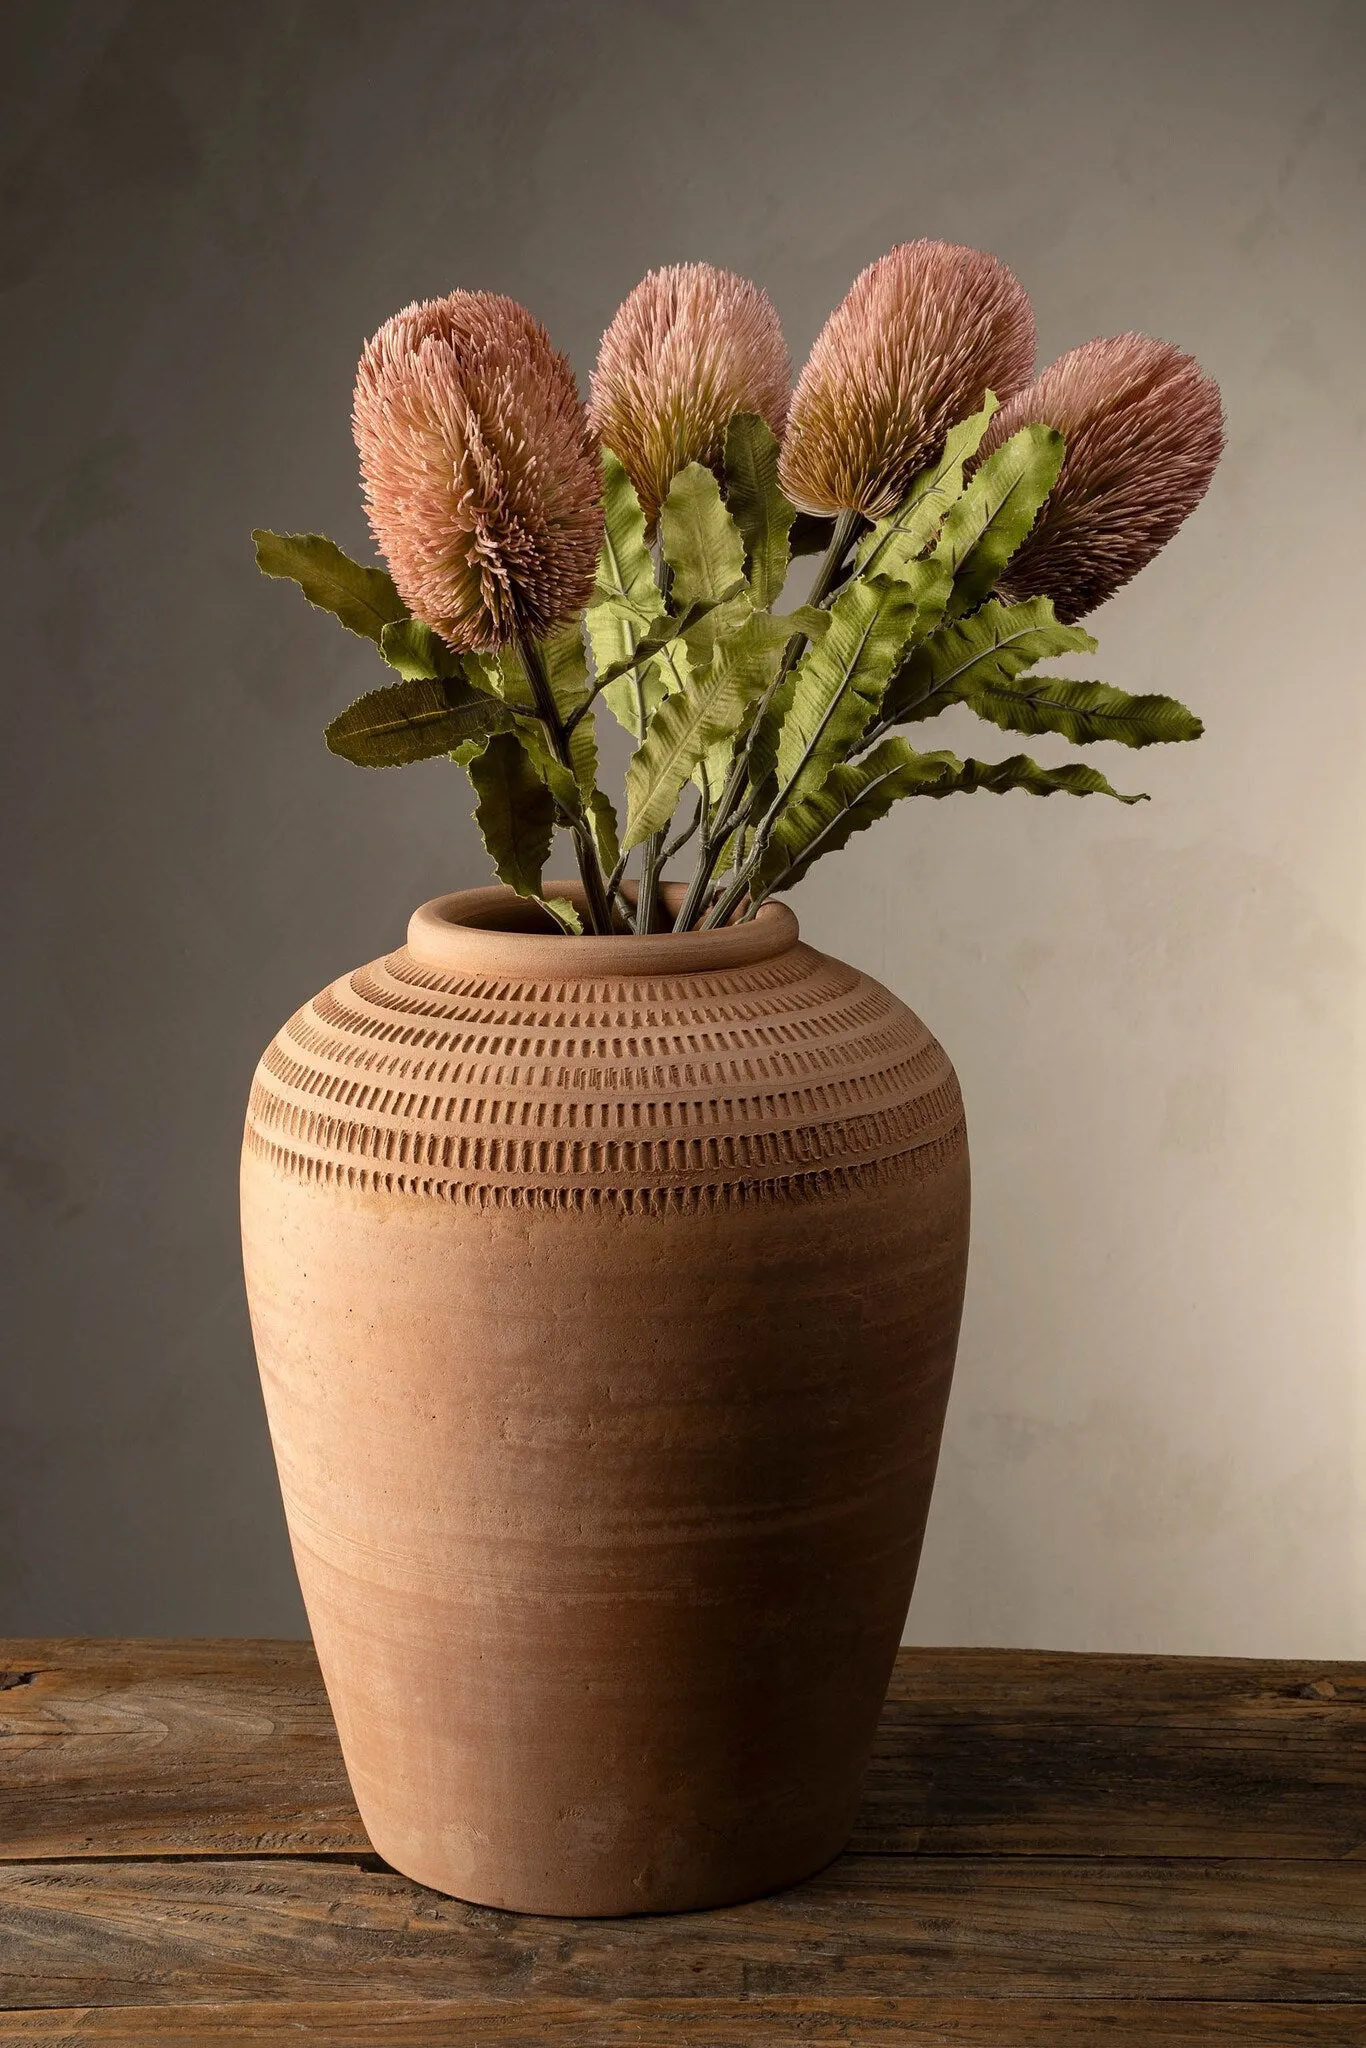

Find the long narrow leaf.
[
  {"left": 899, "top": 746, "right": 1146, "bottom": 803},
  {"left": 755, "top": 727, "right": 1143, "bottom": 898},
  {"left": 881, "top": 596, "right": 1096, "bottom": 728},
  {"left": 756, "top": 739, "right": 941, "bottom": 894},
  {"left": 855, "top": 393, "right": 1000, "bottom": 581},
  {"left": 774, "top": 575, "right": 933, "bottom": 807},
  {"left": 585, "top": 451, "right": 668, "bottom": 739},
  {"left": 724, "top": 413, "right": 796, "bottom": 607},
  {"left": 964, "top": 673, "right": 1204, "bottom": 748},
  {"left": 623, "top": 611, "right": 809, "bottom": 850},
  {"left": 934, "top": 426, "right": 1064, "bottom": 616}
]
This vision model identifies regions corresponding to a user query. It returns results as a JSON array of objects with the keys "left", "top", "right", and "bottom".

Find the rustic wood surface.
[
  {"left": 2, "top": 1640, "right": 1363, "bottom": 2042},
  {"left": 5, "top": 2001, "right": 1366, "bottom": 2045}
]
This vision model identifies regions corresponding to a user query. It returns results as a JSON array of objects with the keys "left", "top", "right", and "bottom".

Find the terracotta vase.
[{"left": 241, "top": 883, "right": 969, "bottom": 1915}]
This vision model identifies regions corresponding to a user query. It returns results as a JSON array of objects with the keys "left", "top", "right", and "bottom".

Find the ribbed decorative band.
[{"left": 243, "top": 924, "right": 965, "bottom": 1210}]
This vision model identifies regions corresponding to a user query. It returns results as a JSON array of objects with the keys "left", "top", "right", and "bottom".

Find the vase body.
[{"left": 241, "top": 886, "right": 969, "bottom": 1914}]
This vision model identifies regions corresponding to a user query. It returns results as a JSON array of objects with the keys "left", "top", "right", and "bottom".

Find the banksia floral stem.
[
  {"left": 780, "top": 242, "right": 1035, "bottom": 519},
  {"left": 516, "top": 629, "right": 615, "bottom": 936},
  {"left": 979, "top": 333, "right": 1224, "bottom": 620},
  {"left": 355, "top": 292, "right": 602, "bottom": 652},
  {"left": 632, "top": 549, "right": 675, "bottom": 934},
  {"left": 591, "top": 263, "right": 791, "bottom": 528},
  {"left": 635, "top": 832, "right": 667, "bottom": 935}
]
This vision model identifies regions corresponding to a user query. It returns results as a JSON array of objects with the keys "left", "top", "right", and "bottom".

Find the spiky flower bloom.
[
  {"left": 588, "top": 263, "right": 791, "bottom": 527},
  {"left": 981, "top": 333, "right": 1224, "bottom": 622},
  {"left": 353, "top": 291, "right": 602, "bottom": 652},
  {"left": 778, "top": 241, "right": 1036, "bottom": 520}
]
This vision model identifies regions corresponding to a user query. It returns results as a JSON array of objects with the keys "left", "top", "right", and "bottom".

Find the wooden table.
[{"left": 1, "top": 1641, "right": 1363, "bottom": 2043}]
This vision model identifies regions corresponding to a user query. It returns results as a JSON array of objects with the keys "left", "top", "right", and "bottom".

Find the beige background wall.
[{"left": 3, "top": 0, "right": 1362, "bottom": 1649}]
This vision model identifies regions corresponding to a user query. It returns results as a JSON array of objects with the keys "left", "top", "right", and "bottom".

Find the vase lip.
[{"left": 406, "top": 882, "right": 800, "bottom": 978}]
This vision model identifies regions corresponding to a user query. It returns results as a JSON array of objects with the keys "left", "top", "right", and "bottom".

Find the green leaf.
[
  {"left": 623, "top": 610, "right": 812, "bottom": 850},
  {"left": 694, "top": 724, "right": 743, "bottom": 807},
  {"left": 659, "top": 462, "right": 748, "bottom": 611},
  {"left": 934, "top": 426, "right": 1064, "bottom": 616},
  {"left": 542, "top": 897, "right": 584, "bottom": 935},
  {"left": 492, "top": 622, "right": 588, "bottom": 711},
  {"left": 491, "top": 635, "right": 598, "bottom": 825},
  {"left": 746, "top": 664, "right": 797, "bottom": 796},
  {"left": 892, "top": 745, "right": 1146, "bottom": 803},
  {"left": 585, "top": 451, "right": 667, "bottom": 740},
  {"left": 325, "top": 676, "right": 513, "bottom": 767},
  {"left": 544, "top": 624, "right": 603, "bottom": 809},
  {"left": 964, "top": 673, "right": 1205, "bottom": 749},
  {"left": 468, "top": 731, "right": 557, "bottom": 897},
  {"left": 754, "top": 727, "right": 1144, "bottom": 898},
  {"left": 510, "top": 718, "right": 583, "bottom": 820},
  {"left": 377, "top": 617, "right": 468, "bottom": 681},
  {"left": 774, "top": 576, "right": 931, "bottom": 807},
  {"left": 588, "top": 790, "right": 621, "bottom": 875},
  {"left": 479, "top": 643, "right": 537, "bottom": 712},
  {"left": 756, "top": 739, "right": 940, "bottom": 894},
  {"left": 589, "top": 452, "right": 659, "bottom": 627},
  {"left": 855, "top": 393, "right": 1000, "bottom": 581},
  {"left": 724, "top": 412, "right": 796, "bottom": 607},
  {"left": 590, "top": 588, "right": 746, "bottom": 691},
  {"left": 881, "top": 596, "right": 1096, "bottom": 728},
  {"left": 540, "top": 619, "right": 591, "bottom": 718},
  {"left": 253, "top": 531, "right": 406, "bottom": 644}
]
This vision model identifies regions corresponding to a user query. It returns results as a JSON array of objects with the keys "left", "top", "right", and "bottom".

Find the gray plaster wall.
[{"left": 2, "top": 0, "right": 1363, "bottom": 1646}]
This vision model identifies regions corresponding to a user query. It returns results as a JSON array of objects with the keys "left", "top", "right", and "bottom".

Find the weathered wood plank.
[
  {"left": 866, "top": 1661, "right": 1366, "bottom": 1857},
  {"left": 3, "top": 1997, "right": 1364, "bottom": 2044},
  {"left": 1, "top": 1855, "right": 1362, "bottom": 2008},
  {"left": 0, "top": 1643, "right": 352, "bottom": 1859},
  {"left": 3, "top": 1641, "right": 1363, "bottom": 1861}
]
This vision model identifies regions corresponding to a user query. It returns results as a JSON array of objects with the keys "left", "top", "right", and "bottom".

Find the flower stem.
[
  {"left": 635, "top": 827, "right": 667, "bottom": 933},
  {"left": 517, "top": 628, "right": 614, "bottom": 936}
]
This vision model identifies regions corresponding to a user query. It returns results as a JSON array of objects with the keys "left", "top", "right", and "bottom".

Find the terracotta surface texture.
[{"left": 240, "top": 886, "right": 970, "bottom": 1915}]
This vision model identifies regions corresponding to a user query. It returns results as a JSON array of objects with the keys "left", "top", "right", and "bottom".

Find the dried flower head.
[
  {"left": 588, "top": 263, "right": 791, "bottom": 527},
  {"left": 982, "top": 333, "right": 1224, "bottom": 622},
  {"left": 778, "top": 241, "right": 1036, "bottom": 520},
  {"left": 353, "top": 291, "right": 603, "bottom": 652}
]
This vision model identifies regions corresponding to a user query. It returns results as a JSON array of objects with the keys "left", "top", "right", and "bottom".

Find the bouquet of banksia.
[{"left": 254, "top": 243, "right": 1223, "bottom": 937}]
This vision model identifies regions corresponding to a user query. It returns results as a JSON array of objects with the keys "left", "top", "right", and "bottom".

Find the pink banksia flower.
[
  {"left": 353, "top": 291, "right": 603, "bottom": 652},
  {"left": 589, "top": 263, "right": 791, "bottom": 528},
  {"left": 982, "top": 333, "right": 1225, "bottom": 622},
  {"left": 778, "top": 241, "right": 1036, "bottom": 520}
]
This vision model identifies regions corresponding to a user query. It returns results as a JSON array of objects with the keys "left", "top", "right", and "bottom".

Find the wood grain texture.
[
  {"left": 4, "top": 1640, "right": 1364, "bottom": 2033},
  {"left": 0, "top": 1643, "right": 353, "bottom": 1859},
  {"left": 3, "top": 1641, "right": 1363, "bottom": 1861},
  {"left": 4, "top": 1999, "right": 1364, "bottom": 2045},
  {"left": 2, "top": 1854, "right": 1363, "bottom": 2007}
]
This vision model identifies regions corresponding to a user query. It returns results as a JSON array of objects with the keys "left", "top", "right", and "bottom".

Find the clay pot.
[{"left": 241, "top": 883, "right": 969, "bottom": 1915}]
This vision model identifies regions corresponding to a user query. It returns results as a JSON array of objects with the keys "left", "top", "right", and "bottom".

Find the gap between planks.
[{"left": 2, "top": 2000, "right": 1366, "bottom": 2046}]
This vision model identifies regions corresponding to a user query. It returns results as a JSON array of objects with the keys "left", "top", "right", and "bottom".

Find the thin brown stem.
[
  {"left": 635, "top": 827, "right": 667, "bottom": 933},
  {"left": 516, "top": 628, "right": 614, "bottom": 937}
]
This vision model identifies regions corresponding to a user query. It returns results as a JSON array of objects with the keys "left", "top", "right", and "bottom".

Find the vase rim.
[{"left": 406, "top": 883, "right": 799, "bottom": 978}]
